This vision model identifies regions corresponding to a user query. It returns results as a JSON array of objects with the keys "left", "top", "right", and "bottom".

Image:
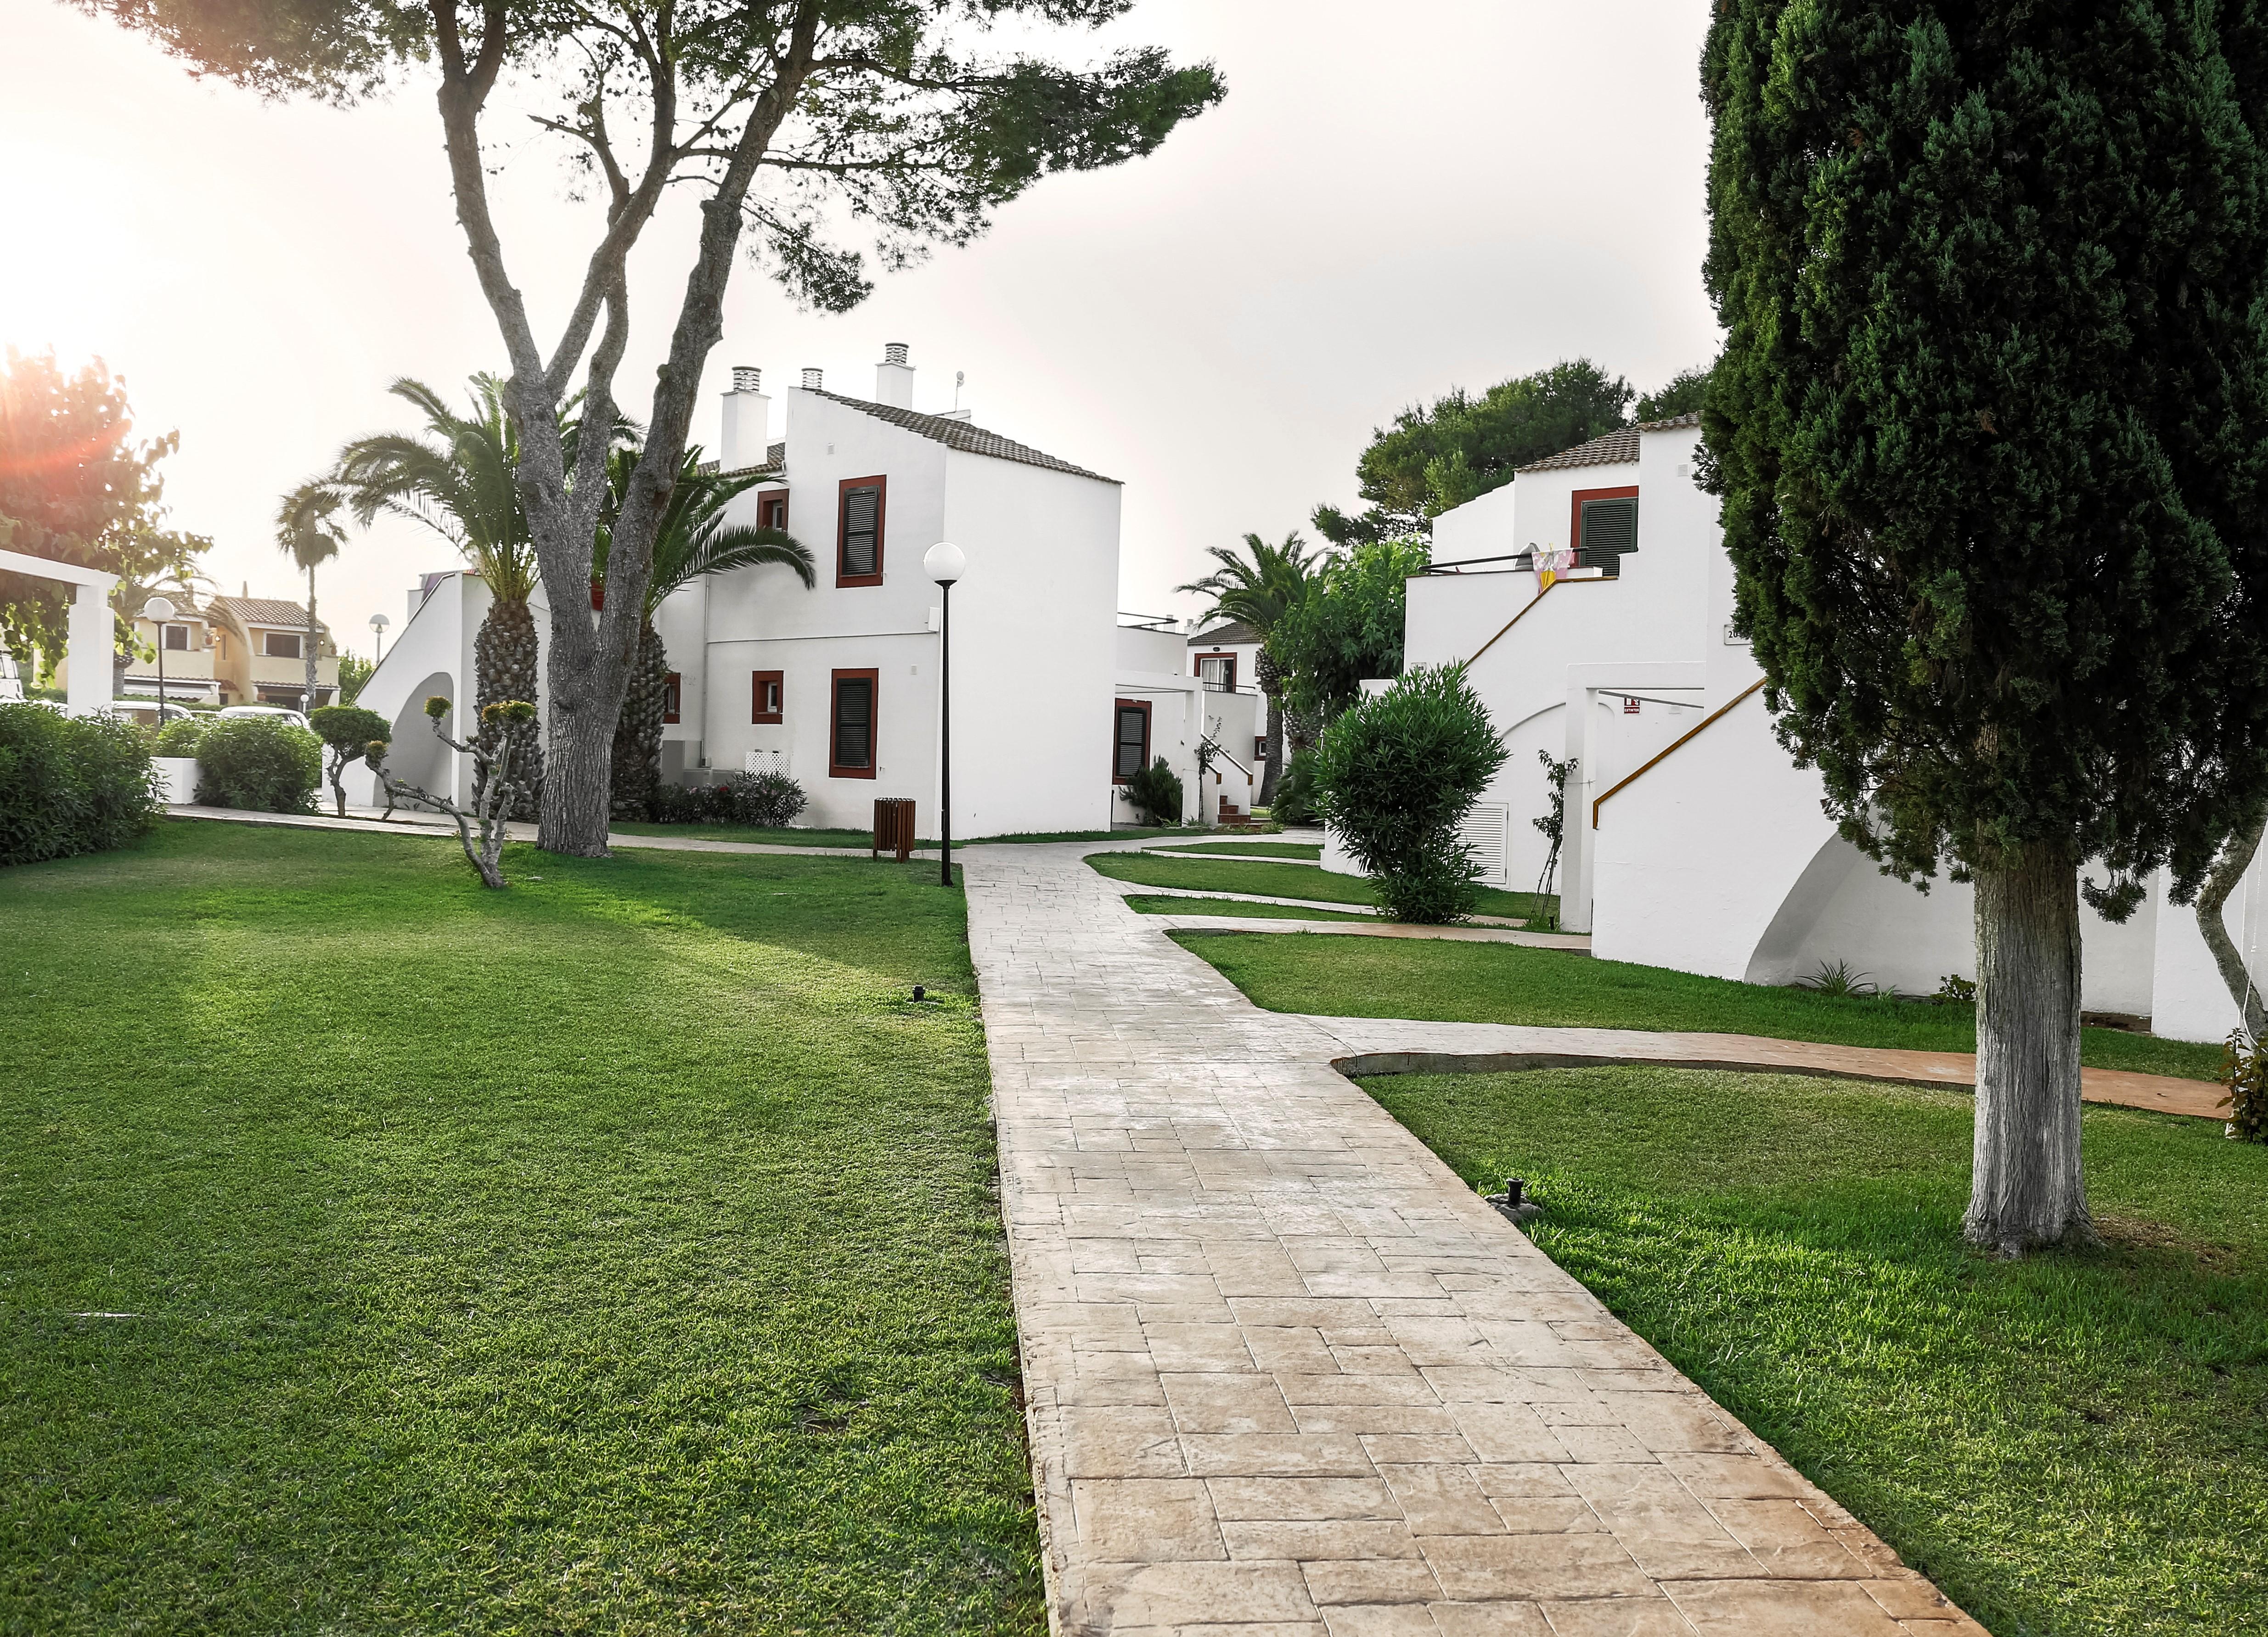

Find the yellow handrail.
[{"left": 1590, "top": 677, "right": 1766, "bottom": 827}]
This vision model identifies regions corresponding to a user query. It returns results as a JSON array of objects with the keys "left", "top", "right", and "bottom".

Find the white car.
[{"left": 218, "top": 704, "right": 312, "bottom": 731}]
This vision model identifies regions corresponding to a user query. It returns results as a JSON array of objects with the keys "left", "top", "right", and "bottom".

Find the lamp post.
[
  {"left": 924, "top": 540, "right": 966, "bottom": 887},
  {"left": 142, "top": 595, "right": 177, "bottom": 724},
  {"left": 370, "top": 611, "right": 390, "bottom": 663}
]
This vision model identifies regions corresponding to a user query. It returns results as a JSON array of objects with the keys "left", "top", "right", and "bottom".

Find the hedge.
[{"left": 0, "top": 704, "right": 167, "bottom": 867}]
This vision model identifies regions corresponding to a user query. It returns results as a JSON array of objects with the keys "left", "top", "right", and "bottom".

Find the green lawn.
[
  {"left": 1175, "top": 930, "right": 2227, "bottom": 1082},
  {"left": 1, "top": 821, "right": 1040, "bottom": 1635},
  {"left": 1361, "top": 1066, "right": 2268, "bottom": 1637},
  {"left": 1150, "top": 840, "right": 1322, "bottom": 860},
  {"left": 1121, "top": 893, "right": 1377, "bottom": 922},
  {"left": 1085, "top": 851, "right": 1548, "bottom": 920}
]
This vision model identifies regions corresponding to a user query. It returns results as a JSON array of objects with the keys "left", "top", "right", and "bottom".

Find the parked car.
[{"left": 218, "top": 703, "right": 311, "bottom": 731}]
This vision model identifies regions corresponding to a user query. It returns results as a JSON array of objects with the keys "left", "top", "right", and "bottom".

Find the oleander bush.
[
  {"left": 647, "top": 770, "right": 810, "bottom": 827},
  {"left": 0, "top": 703, "right": 166, "bottom": 866},
  {"left": 192, "top": 716, "right": 323, "bottom": 814},
  {"left": 153, "top": 715, "right": 210, "bottom": 757},
  {"left": 1316, "top": 663, "right": 1508, "bottom": 923}
]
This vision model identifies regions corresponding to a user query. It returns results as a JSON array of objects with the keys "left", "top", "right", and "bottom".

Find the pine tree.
[{"left": 1704, "top": 2, "right": 2268, "bottom": 1253}]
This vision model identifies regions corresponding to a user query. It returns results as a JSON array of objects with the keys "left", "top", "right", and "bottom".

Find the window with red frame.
[
  {"left": 1113, "top": 699, "right": 1152, "bottom": 782},
  {"left": 752, "top": 669, "right": 783, "bottom": 724},
  {"left": 759, "top": 492, "right": 788, "bottom": 531},
  {"left": 837, "top": 477, "right": 886, "bottom": 586},
  {"left": 662, "top": 672, "right": 682, "bottom": 725}
]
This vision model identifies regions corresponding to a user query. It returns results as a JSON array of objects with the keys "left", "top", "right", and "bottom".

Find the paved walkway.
[
  {"left": 964, "top": 841, "right": 1985, "bottom": 1637},
  {"left": 1306, "top": 1017, "right": 2226, "bottom": 1123}
]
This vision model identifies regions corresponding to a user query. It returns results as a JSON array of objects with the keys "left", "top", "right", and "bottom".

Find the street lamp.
[
  {"left": 924, "top": 540, "right": 966, "bottom": 887},
  {"left": 142, "top": 595, "right": 177, "bottom": 723},
  {"left": 370, "top": 611, "right": 390, "bottom": 662}
]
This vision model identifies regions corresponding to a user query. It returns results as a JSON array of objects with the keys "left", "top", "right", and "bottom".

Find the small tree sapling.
[{"left": 365, "top": 697, "right": 536, "bottom": 889}]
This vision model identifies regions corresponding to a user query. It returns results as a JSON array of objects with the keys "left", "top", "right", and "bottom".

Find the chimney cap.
[
  {"left": 731, "top": 366, "right": 761, "bottom": 393},
  {"left": 883, "top": 342, "right": 909, "bottom": 366},
  {"left": 800, "top": 366, "right": 823, "bottom": 390}
]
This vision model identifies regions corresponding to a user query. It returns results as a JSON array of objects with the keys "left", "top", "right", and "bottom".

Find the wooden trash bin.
[{"left": 873, "top": 797, "right": 916, "bottom": 861}]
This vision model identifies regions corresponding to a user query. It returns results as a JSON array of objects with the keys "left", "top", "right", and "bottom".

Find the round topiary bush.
[
  {"left": 0, "top": 703, "right": 167, "bottom": 866},
  {"left": 193, "top": 717, "right": 323, "bottom": 813},
  {"left": 1315, "top": 663, "right": 1508, "bottom": 923}
]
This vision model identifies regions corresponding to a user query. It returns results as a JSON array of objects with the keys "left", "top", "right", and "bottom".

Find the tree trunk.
[
  {"left": 305, "top": 566, "right": 319, "bottom": 715},
  {"left": 610, "top": 624, "right": 669, "bottom": 819},
  {"left": 2196, "top": 804, "right": 2268, "bottom": 1041},
  {"left": 1966, "top": 844, "right": 2094, "bottom": 1256},
  {"left": 474, "top": 596, "right": 545, "bottom": 821}
]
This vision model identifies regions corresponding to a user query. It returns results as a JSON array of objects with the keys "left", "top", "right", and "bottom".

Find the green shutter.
[{"left": 1578, "top": 496, "right": 1638, "bottom": 572}]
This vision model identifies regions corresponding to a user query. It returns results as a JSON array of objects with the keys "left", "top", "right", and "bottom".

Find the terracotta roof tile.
[
  {"left": 810, "top": 391, "right": 1115, "bottom": 483},
  {"left": 1516, "top": 425, "right": 1641, "bottom": 473},
  {"left": 1189, "top": 620, "right": 1261, "bottom": 647},
  {"left": 205, "top": 596, "right": 330, "bottom": 636}
]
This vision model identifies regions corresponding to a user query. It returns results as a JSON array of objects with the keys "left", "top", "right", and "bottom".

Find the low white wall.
[
  {"left": 154, "top": 756, "right": 197, "bottom": 805},
  {"left": 2152, "top": 853, "right": 2268, "bottom": 1041}
]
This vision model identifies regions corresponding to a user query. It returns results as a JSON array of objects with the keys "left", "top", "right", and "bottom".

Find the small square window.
[
  {"left": 752, "top": 669, "right": 783, "bottom": 725},
  {"left": 262, "top": 630, "right": 303, "bottom": 660},
  {"left": 161, "top": 624, "right": 189, "bottom": 651}
]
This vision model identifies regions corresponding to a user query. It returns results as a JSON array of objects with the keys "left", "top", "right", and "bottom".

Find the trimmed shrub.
[
  {"left": 308, "top": 705, "right": 392, "bottom": 817},
  {"left": 730, "top": 769, "right": 807, "bottom": 827},
  {"left": 646, "top": 771, "right": 810, "bottom": 828},
  {"left": 0, "top": 703, "right": 166, "bottom": 866},
  {"left": 193, "top": 716, "right": 322, "bottom": 813},
  {"left": 1315, "top": 664, "right": 1508, "bottom": 923},
  {"left": 153, "top": 715, "right": 210, "bottom": 757},
  {"left": 1123, "top": 757, "right": 1184, "bottom": 827},
  {"left": 1270, "top": 748, "right": 1321, "bottom": 826}
]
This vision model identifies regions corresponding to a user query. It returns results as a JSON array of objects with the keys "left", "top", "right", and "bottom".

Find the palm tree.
[
  {"left": 324, "top": 375, "right": 593, "bottom": 818},
  {"left": 597, "top": 446, "right": 814, "bottom": 817},
  {"left": 274, "top": 481, "right": 350, "bottom": 716},
  {"left": 1177, "top": 530, "right": 1320, "bottom": 806}
]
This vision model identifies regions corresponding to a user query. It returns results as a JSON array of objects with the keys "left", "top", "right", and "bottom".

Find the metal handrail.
[{"left": 1590, "top": 677, "right": 1767, "bottom": 827}]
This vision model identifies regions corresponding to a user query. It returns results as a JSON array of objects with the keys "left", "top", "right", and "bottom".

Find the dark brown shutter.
[
  {"left": 842, "top": 485, "right": 881, "bottom": 578},
  {"left": 835, "top": 676, "right": 874, "bottom": 769}
]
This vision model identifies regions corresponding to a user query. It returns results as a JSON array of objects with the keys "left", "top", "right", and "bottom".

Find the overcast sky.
[{"left": 2, "top": 0, "right": 1720, "bottom": 654}]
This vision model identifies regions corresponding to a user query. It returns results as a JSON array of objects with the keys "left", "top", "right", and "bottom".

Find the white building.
[
  {"left": 358, "top": 345, "right": 1198, "bottom": 836},
  {"left": 1379, "top": 412, "right": 2264, "bottom": 1043},
  {"left": 1187, "top": 619, "right": 1272, "bottom": 777},
  {"left": 1114, "top": 619, "right": 1259, "bottom": 827}
]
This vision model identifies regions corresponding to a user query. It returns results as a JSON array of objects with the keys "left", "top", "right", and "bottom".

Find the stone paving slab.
[
  {"left": 1307, "top": 1016, "right": 2225, "bottom": 1123},
  {"left": 962, "top": 841, "right": 1985, "bottom": 1637},
  {"left": 1152, "top": 916, "right": 1593, "bottom": 951}
]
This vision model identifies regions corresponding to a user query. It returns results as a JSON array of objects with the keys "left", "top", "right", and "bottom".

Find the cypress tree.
[{"left": 1703, "top": 3, "right": 2268, "bottom": 1253}]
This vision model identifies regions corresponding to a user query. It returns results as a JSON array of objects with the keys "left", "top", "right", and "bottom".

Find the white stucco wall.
[
  {"left": 690, "top": 386, "right": 1120, "bottom": 837},
  {"left": 2152, "top": 852, "right": 2268, "bottom": 1041}
]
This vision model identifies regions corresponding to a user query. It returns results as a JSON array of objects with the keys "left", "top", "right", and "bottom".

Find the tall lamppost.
[
  {"left": 143, "top": 595, "right": 177, "bottom": 722},
  {"left": 370, "top": 611, "right": 390, "bottom": 663},
  {"left": 924, "top": 540, "right": 966, "bottom": 887}
]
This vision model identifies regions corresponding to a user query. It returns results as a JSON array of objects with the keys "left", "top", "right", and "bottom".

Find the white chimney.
[
  {"left": 800, "top": 367, "right": 824, "bottom": 391},
  {"left": 875, "top": 342, "right": 914, "bottom": 409},
  {"left": 719, "top": 366, "right": 770, "bottom": 472}
]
